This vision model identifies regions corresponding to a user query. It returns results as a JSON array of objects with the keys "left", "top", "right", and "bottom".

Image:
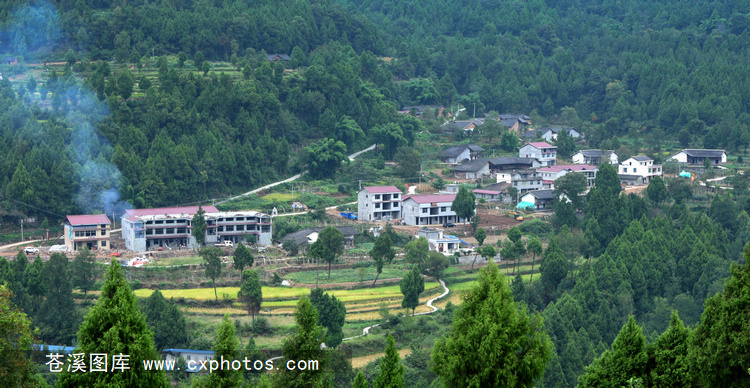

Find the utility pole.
[
  {"left": 20, "top": 219, "right": 23, "bottom": 241},
  {"left": 358, "top": 180, "right": 362, "bottom": 191}
]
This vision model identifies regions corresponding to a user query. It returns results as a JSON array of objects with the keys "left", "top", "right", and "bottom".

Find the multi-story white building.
[
  {"left": 519, "top": 142, "right": 557, "bottom": 166},
  {"left": 401, "top": 194, "right": 467, "bottom": 226},
  {"left": 536, "top": 164, "right": 598, "bottom": 189},
  {"left": 64, "top": 214, "right": 111, "bottom": 251},
  {"left": 497, "top": 169, "right": 544, "bottom": 193},
  {"left": 121, "top": 206, "right": 271, "bottom": 252},
  {"left": 417, "top": 228, "right": 462, "bottom": 256},
  {"left": 357, "top": 186, "right": 402, "bottom": 221},
  {"left": 618, "top": 156, "right": 663, "bottom": 184}
]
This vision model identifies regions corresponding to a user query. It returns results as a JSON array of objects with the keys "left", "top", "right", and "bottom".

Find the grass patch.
[
  {"left": 263, "top": 193, "right": 295, "bottom": 202},
  {"left": 351, "top": 348, "right": 412, "bottom": 369},
  {"left": 134, "top": 286, "right": 310, "bottom": 300},
  {"left": 143, "top": 256, "right": 204, "bottom": 267}
]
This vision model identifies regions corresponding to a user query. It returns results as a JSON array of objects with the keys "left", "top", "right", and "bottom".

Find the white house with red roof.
[
  {"left": 358, "top": 186, "right": 403, "bottom": 221},
  {"left": 519, "top": 142, "right": 557, "bottom": 166},
  {"left": 536, "top": 164, "right": 598, "bottom": 189},
  {"left": 401, "top": 194, "right": 466, "bottom": 226},
  {"left": 64, "top": 214, "right": 112, "bottom": 252},
  {"left": 121, "top": 205, "right": 272, "bottom": 251}
]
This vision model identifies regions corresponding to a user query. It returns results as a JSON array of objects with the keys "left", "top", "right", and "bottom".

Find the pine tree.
[
  {"left": 206, "top": 314, "right": 242, "bottom": 388},
  {"left": 689, "top": 246, "right": 750, "bottom": 387},
  {"left": 233, "top": 243, "right": 254, "bottom": 273},
  {"left": 57, "top": 260, "right": 169, "bottom": 387},
  {"left": 72, "top": 247, "right": 97, "bottom": 295},
  {"left": 37, "top": 253, "right": 79, "bottom": 345},
  {"left": 651, "top": 311, "right": 690, "bottom": 387},
  {"left": 238, "top": 269, "right": 263, "bottom": 322},
  {"left": 374, "top": 334, "right": 405, "bottom": 388},
  {"left": 309, "top": 288, "right": 346, "bottom": 348},
  {"left": 141, "top": 289, "right": 189, "bottom": 350},
  {"left": 192, "top": 205, "right": 206, "bottom": 246},
  {"left": 431, "top": 261, "right": 552, "bottom": 387},
  {"left": 578, "top": 316, "right": 648, "bottom": 388},
  {"left": 353, "top": 370, "right": 370, "bottom": 388},
  {"left": 273, "top": 297, "right": 330, "bottom": 388},
  {"left": 540, "top": 239, "right": 568, "bottom": 292},
  {"left": 400, "top": 266, "right": 424, "bottom": 315}
]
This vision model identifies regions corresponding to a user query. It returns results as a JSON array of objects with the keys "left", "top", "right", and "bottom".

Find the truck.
[
  {"left": 214, "top": 240, "right": 234, "bottom": 248},
  {"left": 24, "top": 246, "right": 39, "bottom": 254},
  {"left": 340, "top": 212, "right": 358, "bottom": 220}
]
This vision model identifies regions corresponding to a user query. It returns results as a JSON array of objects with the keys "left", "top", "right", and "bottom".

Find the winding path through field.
[{"left": 341, "top": 279, "right": 450, "bottom": 341}]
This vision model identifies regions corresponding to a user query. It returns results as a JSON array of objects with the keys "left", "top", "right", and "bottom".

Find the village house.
[
  {"left": 536, "top": 164, "right": 598, "bottom": 189},
  {"left": 452, "top": 159, "right": 490, "bottom": 179},
  {"left": 497, "top": 114, "right": 532, "bottom": 133},
  {"left": 522, "top": 127, "right": 582, "bottom": 142},
  {"left": 519, "top": 142, "right": 557, "bottom": 166},
  {"left": 496, "top": 169, "right": 544, "bottom": 193},
  {"left": 163, "top": 349, "right": 214, "bottom": 372},
  {"left": 572, "top": 149, "right": 619, "bottom": 165},
  {"left": 399, "top": 105, "right": 445, "bottom": 117},
  {"left": 618, "top": 155, "right": 663, "bottom": 184},
  {"left": 281, "top": 226, "right": 358, "bottom": 250},
  {"left": 478, "top": 182, "right": 513, "bottom": 203},
  {"left": 64, "top": 214, "right": 111, "bottom": 251},
  {"left": 357, "top": 186, "right": 402, "bottom": 221},
  {"left": 669, "top": 149, "right": 727, "bottom": 165},
  {"left": 441, "top": 144, "right": 484, "bottom": 163},
  {"left": 441, "top": 119, "right": 484, "bottom": 132},
  {"left": 266, "top": 54, "right": 291, "bottom": 61},
  {"left": 401, "top": 194, "right": 466, "bottom": 226},
  {"left": 520, "top": 190, "right": 570, "bottom": 210},
  {"left": 486, "top": 157, "right": 542, "bottom": 172},
  {"left": 417, "top": 228, "right": 462, "bottom": 256},
  {"left": 121, "top": 206, "right": 272, "bottom": 252}
]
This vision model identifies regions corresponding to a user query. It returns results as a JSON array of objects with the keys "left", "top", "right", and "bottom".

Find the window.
[
  {"left": 101, "top": 241, "right": 107, "bottom": 247},
  {"left": 393, "top": 194, "right": 399, "bottom": 198},
  {"left": 166, "top": 228, "right": 175, "bottom": 234},
  {"left": 166, "top": 220, "right": 174, "bottom": 224},
  {"left": 623, "top": 168, "right": 628, "bottom": 173},
  {"left": 633, "top": 168, "right": 637, "bottom": 173},
  {"left": 226, "top": 225, "right": 234, "bottom": 232},
  {"left": 236, "top": 225, "right": 244, "bottom": 231},
  {"left": 441, "top": 207, "right": 446, "bottom": 212},
  {"left": 145, "top": 229, "right": 153, "bottom": 236},
  {"left": 375, "top": 195, "right": 380, "bottom": 200},
  {"left": 422, "top": 208, "right": 428, "bottom": 214},
  {"left": 218, "top": 226, "right": 224, "bottom": 232},
  {"left": 375, "top": 203, "right": 380, "bottom": 208},
  {"left": 225, "top": 217, "right": 234, "bottom": 222},
  {"left": 177, "top": 227, "right": 187, "bottom": 234},
  {"left": 100, "top": 230, "right": 107, "bottom": 236}
]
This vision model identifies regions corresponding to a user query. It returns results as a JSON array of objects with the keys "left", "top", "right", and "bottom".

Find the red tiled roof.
[
  {"left": 66, "top": 214, "right": 111, "bottom": 225},
  {"left": 527, "top": 142, "right": 555, "bottom": 148},
  {"left": 363, "top": 186, "right": 401, "bottom": 194},
  {"left": 403, "top": 194, "right": 456, "bottom": 204},
  {"left": 473, "top": 189, "right": 501, "bottom": 195},
  {"left": 125, "top": 205, "right": 219, "bottom": 218}
]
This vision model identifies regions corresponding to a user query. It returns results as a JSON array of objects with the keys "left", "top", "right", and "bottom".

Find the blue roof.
[
  {"left": 162, "top": 348, "right": 215, "bottom": 355},
  {"left": 35, "top": 344, "right": 77, "bottom": 353}
]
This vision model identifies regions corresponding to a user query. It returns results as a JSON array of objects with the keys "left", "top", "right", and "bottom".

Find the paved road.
[
  {"left": 216, "top": 144, "right": 376, "bottom": 206},
  {"left": 342, "top": 279, "right": 450, "bottom": 341}
]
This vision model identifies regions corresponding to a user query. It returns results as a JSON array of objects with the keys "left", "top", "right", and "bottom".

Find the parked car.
[
  {"left": 442, "top": 223, "right": 456, "bottom": 228},
  {"left": 23, "top": 246, "right": 39, "bottom": 254},
  {"left": 215, "top": 240, "right": 234, "bottom": 247}
]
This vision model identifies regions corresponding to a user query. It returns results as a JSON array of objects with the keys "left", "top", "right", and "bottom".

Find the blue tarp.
[
  {"left": 679, "top": 171, "right": 691, "bottom": 178},
  {"left": 516, "top": 201, "right": 535, "bottom": 210}
]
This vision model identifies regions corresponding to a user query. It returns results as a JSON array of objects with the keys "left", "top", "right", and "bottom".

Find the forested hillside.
[{"left": 340, "top": 0, "right": 750, "bottom": 148}]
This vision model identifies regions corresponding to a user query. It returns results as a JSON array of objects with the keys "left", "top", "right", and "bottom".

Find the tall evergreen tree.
[
  {"left": 0, "top": 285, "right": 43, "bottom": 387},
  {"left": 539, "top": 239, "right": 568, "bottom": 293},
  {"left": 192, "top": 205, "right": 206, "bottom": 246},
  {"left": 309, "top": 288, "right": 346, "bottom": 348},
  {"left": 233, "top": 243, "right": 254, "bottom": 274},
  {"left": 353, "top": 370, "right": 370, "bottom": 388},
  {"left": 273, "top": 297, "right": 330, "bottom": 388},
  {"left": 72, "top": 247, "right": 97, "bottom": 296},
  {"left": 57, "top": 260, "right": 169, "bottom": 387},
  {"left": 374, "top": 334, "right": 405, "bottom": 388},
  {"left": 689, "top": 246, "right": 750, "bottom": 387},
  {"left": 451, "top": 185, "right": 476, "bottom": 229},
  {"left": 238, "top": 269, "right": 263, "bottom": 322},
  {"left": 650, "top": 311, "right": 690, "bottom": 387},
  {"left": 37, "top": 253, "right": 79, "bottom": 345},
  {"left": 141, "top": 290, "right": 189, "bottom": 350},
  {"left": 203, "top": 314, "right": 242, "bottom": 388},
  {"left": 431, "top": 261, "right": 552, "bottom": 387},
  {"left": 400, "top": 266, "right": 424, "bottom": 315},
  {"left": 318, "top": 226, "right": 345, "bottom": 281},
  {"left": 578, "top": 316, "right": 648, "bottom": 388}
]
